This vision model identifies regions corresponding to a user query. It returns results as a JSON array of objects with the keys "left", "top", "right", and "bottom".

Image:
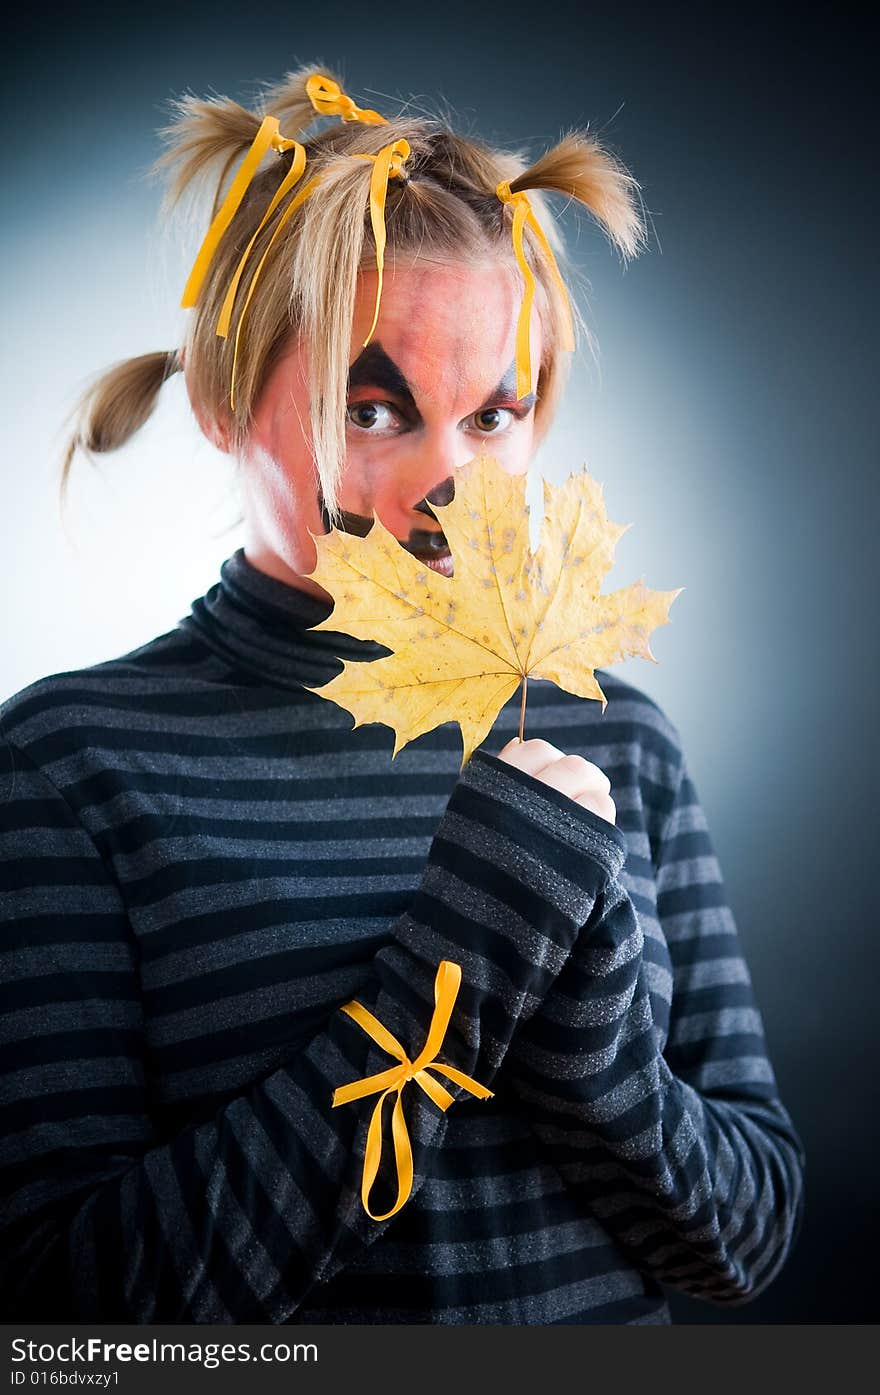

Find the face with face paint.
[{"left": 216, "top": 257, "right": 545, "bottom": 600}]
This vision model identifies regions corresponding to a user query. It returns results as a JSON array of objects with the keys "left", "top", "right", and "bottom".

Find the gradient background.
[{"left": 4, "top": 0, "right": 877, "bottom": 1323}]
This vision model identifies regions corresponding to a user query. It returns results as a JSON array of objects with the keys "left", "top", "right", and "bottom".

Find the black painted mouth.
[
  {"left": 317, "top": 501, "right": 450, "bottom": 561},
  {"left": 317, "top": 481, "right": 455, "bottom": 558},
  {"left": 400, "top": 530, "right": 450, "bottom": 562}
]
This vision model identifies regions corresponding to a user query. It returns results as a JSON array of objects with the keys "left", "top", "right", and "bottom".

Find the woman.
[{"left": 0, "top": 66, "right": 805, "bottom": 1323}]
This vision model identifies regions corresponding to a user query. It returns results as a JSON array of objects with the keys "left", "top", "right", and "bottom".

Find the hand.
[{"left": 496, "top": 737, "right": 617, "bottom": 827}]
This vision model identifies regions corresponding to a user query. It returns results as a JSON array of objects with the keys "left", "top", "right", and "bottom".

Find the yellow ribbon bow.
[
  {"left": 350, "top": 139, "right": 412, "bottom": 347},
  {"left": 222, "top": 83, "right": 397, "bottom": 401},
  {"left": 177, "top": 111, "right": 321, "bottom": 410},
  {"left": 305, "top": 74, "right": 388, "bottom": 126},
  {"left": 180, "top": 115, "right": 306, "bottom": 313},
  {"left": 305, "top": 75, "right": 402, "bottom": 348},
  {"left": 332, "top": 959, "right": 494, "bottom": 1221},
  {"left": 181, "top": 74, "right": 389, "bottom": 410},
  {"left": 220, "top": 163, "right": 323, "bottom": 412},
  {"left": 496, "top": 179, "right": 576, "bottom": 400},
  {"left": 220, "top": 136, "right": 410, "bottom": 408}
]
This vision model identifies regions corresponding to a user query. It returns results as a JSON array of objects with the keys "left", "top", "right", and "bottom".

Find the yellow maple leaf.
[{"left": 301, "top": 452, "right": 683, "bottom": 767}]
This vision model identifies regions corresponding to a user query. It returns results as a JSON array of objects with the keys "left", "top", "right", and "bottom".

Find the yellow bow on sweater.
[{"left": 332, "top": 959, "right": 494, "bottom": 1221}]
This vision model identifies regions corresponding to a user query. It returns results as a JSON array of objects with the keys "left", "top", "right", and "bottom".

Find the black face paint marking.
[
  {"left": 315, "top": 490, "right": 374, "bottom": 538},
  {"left": 347, "top": 343, "right": 538, "bottom": 418},
  {"left": 316, "top": 344, "right": 537, "bottom": 548},
  {"left": 347, "top": 344, "right": 417, "bottom": 411},
  {"left": 317, "top": 479, "right": 455, "bottom": 551}
]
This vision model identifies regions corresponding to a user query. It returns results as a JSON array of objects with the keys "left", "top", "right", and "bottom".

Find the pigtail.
[
  {"left": 489, "top": 129, "right": 647, "bottom": 422},
  {"left": 253, "top": 62, "right": 350, "bottom": 140},
  {"left": 58, "top": 350, "right": 181, "bottom": 506},
  {"left": 509, "top": 129, "right": 648, "bottom": 264},
  {"left": 148, "top": 62, "right": 356, "bottom": 220},
  {"left": 149, "top": 98, "right": 267, "bottom": 218}
]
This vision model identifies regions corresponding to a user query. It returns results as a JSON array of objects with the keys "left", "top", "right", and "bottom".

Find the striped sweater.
[{"left": 0, "top": 547, "right": 805, "bottom": 1324}]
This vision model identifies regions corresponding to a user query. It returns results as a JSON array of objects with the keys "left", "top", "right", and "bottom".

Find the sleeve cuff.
[{"left": 463, "top": 747, "right": 629, "bottom": 882}]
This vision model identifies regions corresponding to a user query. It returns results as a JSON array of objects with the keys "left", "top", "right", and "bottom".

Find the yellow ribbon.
[
  {"left": 332, "top": 959, "right": 494, "bottom": 1221},
  {"left": 496, "top": 179, "right": 576, "bottom": 400},
  {"left": 305, "top": 74, "right": 388, "bottom": 126},
  {"left": 348, "top": 140, "right": 412, "bottom": 347},
  {"left": 222, "top": 169, "right": 324, "bottom": 411},
  {"left": 221, "top": 136, "right": 410, "bottom": 408},
  {"left": 181, "top": 74, "right": 389, "bottom": 410},
  {"left": 180, "top": 116, "right": 304, "bottom": 311},
  {"left": 216, "top": 141, "right": 309, "bottom": 341}
]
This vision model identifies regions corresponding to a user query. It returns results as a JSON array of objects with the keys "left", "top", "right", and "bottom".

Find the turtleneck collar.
[{"left": 178, "top": 547, "right": 391, "bottom": 689}]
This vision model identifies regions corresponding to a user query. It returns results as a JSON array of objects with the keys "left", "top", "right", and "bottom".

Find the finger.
[
  {"left": 577, "top": 791, "right": 616, "bottom": 826},
  {"left": 535, "top": 754, "right": 612, "bottom": 802},
  {"left": 496, "top": 737, "right": 566, "bottom": 776},
  {"left": 539, "top": 753, "right": 611, "bottom": 795}
]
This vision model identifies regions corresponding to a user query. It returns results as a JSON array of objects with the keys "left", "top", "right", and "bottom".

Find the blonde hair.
[{"left": 59, "top": 64, "right": 648, "bottom": 528}]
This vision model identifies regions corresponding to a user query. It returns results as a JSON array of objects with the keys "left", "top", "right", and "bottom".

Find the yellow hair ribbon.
[
  {"left": 306, "top": 73, "right": 388, "bottom": 126},
  {"left": 225, "top": 171, "right": 324, "bottom": 411},
  {"left": 180, "top": 116, "right": 302, "bottom": 310},
  {"left": 332, "top": 959, "right": 493, "bottom": 1221},
  {"left": 351, "top": 139, "right": 412, "bottom": 347},
  {"left": 496, "top": 179, "right": 576, "bottom": 400},
  {"left": 222, "top": 135, "right": 409, "bottom": 408},
  {"left": 216, "top": 142, "right": 309, "bottom": 340}
]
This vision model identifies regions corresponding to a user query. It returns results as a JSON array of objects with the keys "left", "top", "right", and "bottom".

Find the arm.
[
  {"left": 503, "top": 748, "right": 807, "bottom": 1305},
  {"left": 0, "top": 737, "right": 624, "bottom": 1322}
]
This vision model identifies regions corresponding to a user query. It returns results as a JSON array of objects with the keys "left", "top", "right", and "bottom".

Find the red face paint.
[{"left": 232, "top": 258, "right": 544, "bottom": 598}]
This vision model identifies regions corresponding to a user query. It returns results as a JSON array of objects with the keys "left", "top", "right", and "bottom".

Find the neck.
[
  {"left": 241, "top": 541, "right": 334, "bottom": 605},
  {"left": 177, "top": 547, "right": 390, "bottom": 690}
]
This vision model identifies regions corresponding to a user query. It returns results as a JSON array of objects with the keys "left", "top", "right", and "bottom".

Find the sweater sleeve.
[
  {"left": 503, "top": 749, "right": 807, "bottom": 1306},
  {"left": 0, "top": 738, "right": 624, "bottom": 1323}
]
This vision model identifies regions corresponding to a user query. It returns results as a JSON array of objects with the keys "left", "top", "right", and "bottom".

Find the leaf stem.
[{"left": 518, "top": 674, "right": 528, "bottom": 742}]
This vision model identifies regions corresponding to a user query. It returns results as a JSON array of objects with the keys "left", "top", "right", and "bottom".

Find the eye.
[
  {"left": 472, "top": 407, "right": 515, "bottom": 433},
  {"left": 346, "top": 401, "right": 399, "bottom": 432}
]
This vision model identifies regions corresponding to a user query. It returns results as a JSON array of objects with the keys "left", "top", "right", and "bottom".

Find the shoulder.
[
  {"left": 593, "top": 668, "right": 684, "bottom": 768},
  {"left": 531, "top": 667, "right": 684, "bottom": 771},
  {"left": 0, "top": 627, "right": 208, "bottom": 759},
  {"left": 528, "top": 669, "right": 686, "bottom": 844},
  {"left": 593, "top": 671, "right": 686, "bottom": 836}
]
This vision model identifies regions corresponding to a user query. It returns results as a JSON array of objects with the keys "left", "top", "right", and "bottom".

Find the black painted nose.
[{"left": 413, "top": 476, "right": 455, "bottom": 515}]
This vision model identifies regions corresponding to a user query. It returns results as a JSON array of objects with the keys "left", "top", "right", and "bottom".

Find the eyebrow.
[{"left": 347, "top": 342, "right": 537, "bottom": 414}]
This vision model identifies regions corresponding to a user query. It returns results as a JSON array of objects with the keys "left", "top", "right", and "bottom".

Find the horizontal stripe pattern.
[{"left": 0, "top": 549, "right": 804, "bottom": 1322}]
